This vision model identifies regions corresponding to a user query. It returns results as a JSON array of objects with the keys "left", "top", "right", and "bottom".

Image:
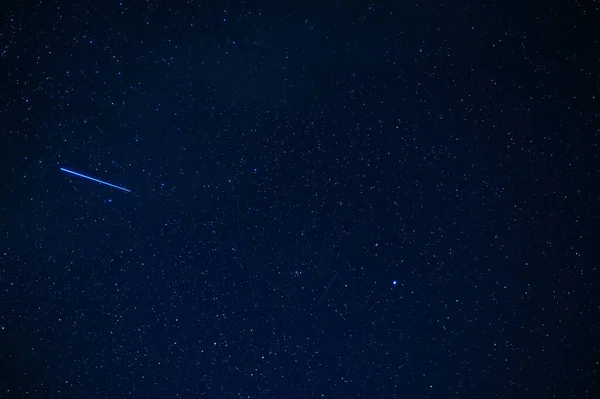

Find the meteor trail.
[
  {"left": 318, "top": 272, "right": 338, "bottom": 303},
  {"left": 60, "top": 167, "right": 131, "bottom": 192}
]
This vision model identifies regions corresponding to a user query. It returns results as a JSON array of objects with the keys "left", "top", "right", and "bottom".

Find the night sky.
[{"left": 1, "top": 1, "right": 598, "bottom": 398}]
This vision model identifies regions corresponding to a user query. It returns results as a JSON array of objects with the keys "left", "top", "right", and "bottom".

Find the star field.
[{"left": 1, "top": 1, "right": 598, "bottom": 398}]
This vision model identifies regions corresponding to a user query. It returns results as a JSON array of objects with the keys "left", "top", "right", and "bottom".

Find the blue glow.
[
  {"left": 392, "top": 280, "right": 397, "bottom": 286},
  {"left": 60, "top": 167, "right": 130, "bottom": 192}
]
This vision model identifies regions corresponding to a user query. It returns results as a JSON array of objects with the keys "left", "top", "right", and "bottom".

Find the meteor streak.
[
  {"left": 318, "top": 272, "right": 338, "bottom": 303},
  {"left": 60, "top": 167, "right": 131, "bottom": 192}
]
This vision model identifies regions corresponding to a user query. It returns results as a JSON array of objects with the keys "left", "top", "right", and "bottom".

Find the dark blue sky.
[{"left": 1, "top": 1, "right": 598, "bottom": 398}]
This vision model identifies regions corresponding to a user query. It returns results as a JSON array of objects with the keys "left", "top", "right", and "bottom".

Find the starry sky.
[{"left": 1, "top": 1, "right": 598, "bottom": 398}]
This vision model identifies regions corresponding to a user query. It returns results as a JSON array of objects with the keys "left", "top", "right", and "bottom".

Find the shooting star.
[
  {"left": 318, "top": 272, "right": 338, "bottom": 303},
  {"left": 60, "top": 167, "right": 131, "bottom": 193}
]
